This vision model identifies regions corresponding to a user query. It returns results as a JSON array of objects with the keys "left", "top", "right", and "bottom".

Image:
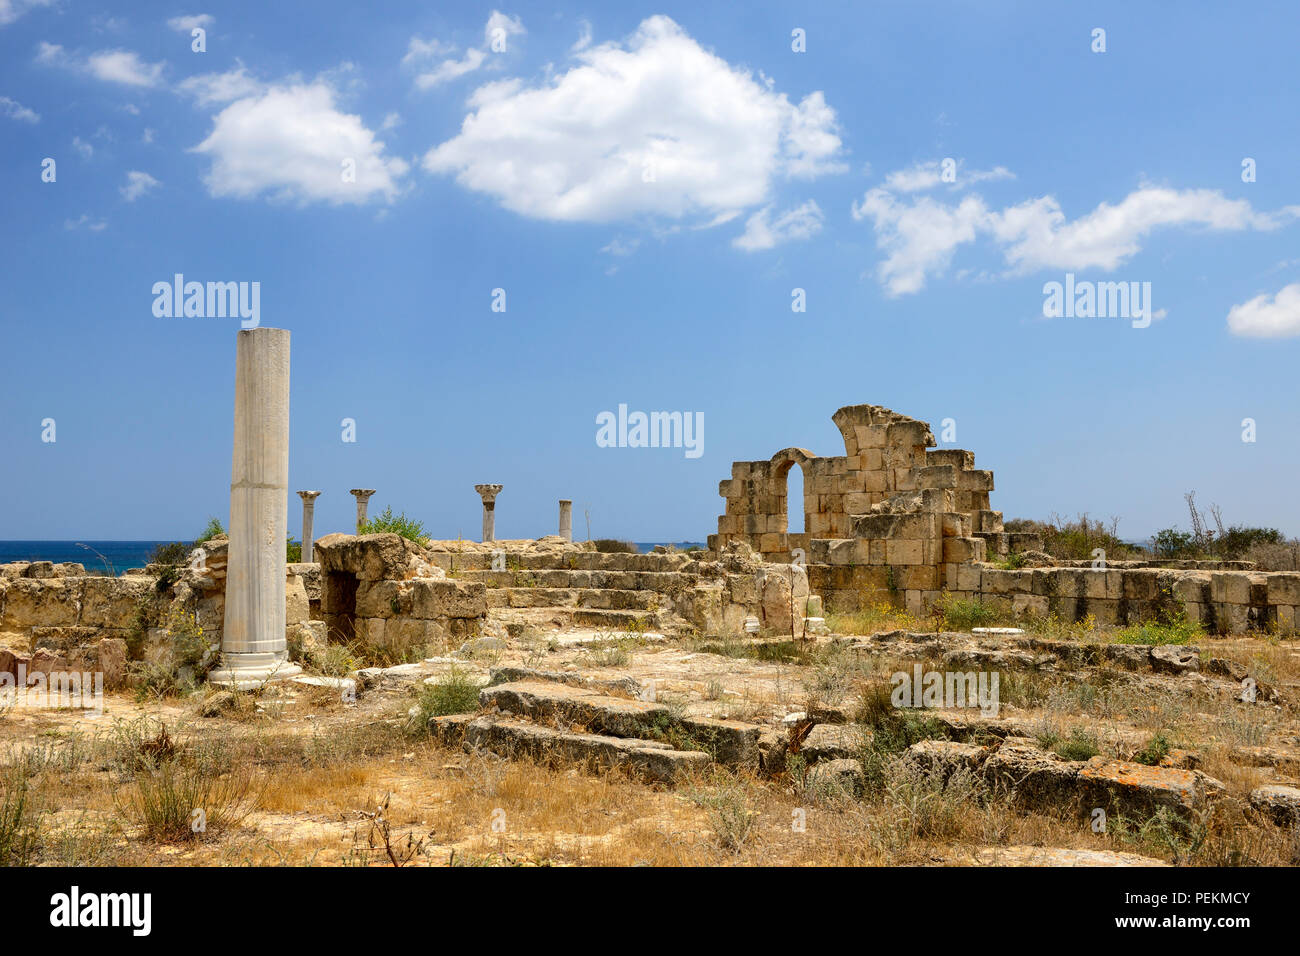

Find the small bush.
[
  {"left": 591, "top": 538, "right": 638, "bottom": 553},
  {"left": 359, "top": 506, "right": 428, "bottom": 543},
  {"left": 409, "top": 667, "right": 481, "bottom": 726},
  {"left": 0, "top": 769, "right": 41, "bottom": 866},
  {"left": 1004, "top": 513, "right": 1137, "bottom": 561},
  {"left": 123, "top": 741, "right": 255, "bottom": 843},
  {"left": 1041, "top": 727, "right": 1100, "bottom": 761},
  {"left": 1114, "top": 610, "right": 1202, "bottom": 646},
  {"left": 195, "top": 517, "right": 224, "bottom": 545},
  {"left": 933, "top": 593, "right": 1000, "bottom": 630},
  {"left": 1134, "top": 731, "right": 1173, "bottom": 766}
]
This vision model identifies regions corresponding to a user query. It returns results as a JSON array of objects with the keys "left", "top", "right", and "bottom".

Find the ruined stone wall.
[{"left": 710, "top": 404, "right": 1000, "bottom": 560}]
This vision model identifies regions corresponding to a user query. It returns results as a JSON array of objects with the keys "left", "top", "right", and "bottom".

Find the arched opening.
[{"left": 785, "top": 462, "right": 806, "bottom": 534}]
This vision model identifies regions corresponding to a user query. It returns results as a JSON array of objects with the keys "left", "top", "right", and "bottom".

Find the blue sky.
[{"left": 3, "top": 1, "right": 1299, "bottom": 543}]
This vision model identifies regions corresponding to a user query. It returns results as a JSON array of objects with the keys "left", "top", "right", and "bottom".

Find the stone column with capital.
[
  {"left": 297, "top": 491, "right": 321, "bottom": 562},
  {"left": 350, "top": 489, "right": 376, "bottom": 534},
  {"left": 474, "top": 484, "right": 503, "bottom": 542},
  {"left": 558, "top": 499, "right": 573, "bottom": 542},
  {"left": 210, "top": 328, "right": 301, "bottom": 689}
]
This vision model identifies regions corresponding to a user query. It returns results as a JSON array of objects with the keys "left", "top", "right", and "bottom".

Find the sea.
[{"left": 0, "top": 540, "right": 707, "bottom": 572}]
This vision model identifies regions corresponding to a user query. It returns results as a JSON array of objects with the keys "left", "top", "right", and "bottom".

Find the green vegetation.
[
  {"left": 1003, "top": 513, "right": 1136, "bottom": 561},
  {"left": 591, "top": 538, "right": 638, "bottom": 553},
  {"left": 409, "top": 667, "right": 481, "bottom": 725},
  {"left": 1133, "top": 731, "right": 1173, "bottom": 766},
  {"left": 0, "top": 769, "right": 40, "bottom": 866},
  {"left": 1038, "top": 727, "right": 1101, "bottom": 761},
  {"left": 1113, "top": 609, "right": 1202, "bottom": 646},
  {"left": 358, "top": 506, "right": 428, "bottom": 543},
  {"left": 932, "top": 593, "right": 1001, "bottom": 630},
  {"left": 122, "top": 735, "right": 255, "bottom": 842}
]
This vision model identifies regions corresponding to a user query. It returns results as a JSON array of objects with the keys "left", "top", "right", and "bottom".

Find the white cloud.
[
  {"left": 178, "top": 63, "right": 263, "bottom": 106},
  {"left": 733, "top": 199, "right": 824, "bottom": 251},
  {"left": 600, "top": 237, "right": 640, "bottom": 257},
  {"left": 71, "top": 135, "right": 92, "bottom": 158},
  {"left": 380, "top": 111, "right": 401, "bottom": 130},
  {"left": 424, "top": 16, "right": 845, "bottom": 225},
  {"left": 1227, "top": 282, "right": 1300, "bottom": 338},
  {"left": 86, "top": 49, "right": 166, "bottom": 87},
  {"left": 168, "top": 14, "right": 214, "bottom": 32},
  {"left": 0, "top": 0, "right": 53, "bottom": 28},
  {"left": 120, "top": 170, "right": 161, "bottom": 201},
  {"left": 883, "top": 160, "right": 1014, "bottom": 193},
  {"left": 484, "top": 11, "right": 524, "bottom": 48},
  {"left": 0, "top": 95, "right": 39, "bottom": 122},
  {"left": 415, "top": 47, "right": 485, "bottom": 89},
  {"left": 39, "top": 42, "right": 166, "bottom": 88},
  {"left": 64, "top": 213, "right": 107, "bottom": 231},
  {"left": 406, "top": 10, "right": 522, "bottom": 90},
  {"left": 854, "top": 170, "right": 1299, "bottom": 296},
  {"left": 191, "top": 81, "right": 409, "bottom": 205},
  {"left": 142, "top": 127, "right": 154, "bottom": 143}
]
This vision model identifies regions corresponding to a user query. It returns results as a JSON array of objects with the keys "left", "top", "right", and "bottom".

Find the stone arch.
[{"left": 770, "top": 447, "right": 816, "bottom": 535}]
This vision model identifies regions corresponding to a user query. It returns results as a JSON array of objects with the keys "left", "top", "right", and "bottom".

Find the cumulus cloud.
[
  {"left": 853, "top": 166, "right": 1299, "bottom": 296},
  {"left": 733, "top": 199, "right": 824, "bottom": 251},
  {"left": 0, "top": 95, "right": 38, "bottom": 122},
  {"left": 0, "top": 0, "right": 53, "bottom": 28},
  {"left": 167, "top": 14, "right": 213, "bottom": 32},
  {"left": 38, "top": 42, "right": 166, "bottom": 87},
  {"left": 120, "top": 170, "right": 160, "bottom": 201},
  {"left": 71, "top": 135, "right": 92, "bottom": 158},
  {"left": 424, "top": 16, "right": 845, "bottom": 225},
  {"left": 190, "top": 80, "right": 409, "bottom": 205},
  {"left": 405, "top": 10, "right": 522, "bottom": 90},
  {"left": 1227, "top": 282, "right": 1300, "bottom": 338},
  {"left": 177, "top": 63, "right": 263, "bottom": 106}
]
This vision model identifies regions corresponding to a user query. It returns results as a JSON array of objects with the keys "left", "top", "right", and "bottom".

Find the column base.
[{"left": 208, "top": 652, "right": 302, "bottom": 691}]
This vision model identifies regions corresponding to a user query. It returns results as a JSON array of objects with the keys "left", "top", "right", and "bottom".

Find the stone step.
[
  {"left": 481, "top": 680, "right": 760, "bottom": 768},
  {"left": 483, "top": 587, "right": 665, "bottom": 611},
  {"left": 429, "top": 713, "right": 710, "bottom": 784},
  {"left": 492, "top": 606, "right": 668, "bottom": 633},
  {"left": 460, "top": 568, "right": 697, "bottom": 591}
]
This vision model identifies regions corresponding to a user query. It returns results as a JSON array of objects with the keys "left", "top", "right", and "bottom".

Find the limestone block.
[
  {"left": 79, "top": 576, "right": 152, "bottom": 628},
  {"left": 916, "top": 465, "right": 958, "bottom": 489},
  {"left": 943, "top": 537, "right": 985, "bottom": 564},
  {"left": 1266, "top": 573, "right": 1300, "bottom": 606},
  {"left": 827, "top": 539, "right": 855, "bottom": 565},
  {"left": 887, "top": 539, "right": 924, "bottom": 565},
  {"left": 1, "top": 579, "right": 82, "bottom": 630},
  {"left": 899, "top": 566, "right": 936, "bottom": 591},
  {"left": 1211, "top": 572, "right": 1251, "bottom": 606},
  {"left": 1122, "top": 570, "right": 1159, "bottom": 601},
  {"left": 957, "top": 564, "right": 982, "bottom": 592},
  {"left": 411, "top": 579, "right": 488, "bottom": 619},
  {"left": 957, "top": 469, "right": 994, "bottom": 492}
]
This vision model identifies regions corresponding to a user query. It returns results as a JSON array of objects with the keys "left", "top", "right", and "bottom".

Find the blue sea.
[
  {"left": 0, "top": 541, "right": 172, "bottom": 574},
  {"left": 0, "top": 540, "right": 707, "bottom": 572}
]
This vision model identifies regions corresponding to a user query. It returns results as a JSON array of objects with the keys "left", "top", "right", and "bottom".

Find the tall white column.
[
  {"left": 210, "top": 328, "right": 301, "bottom": 689},
  {"left": 558, "top": 499, "right": 573, "bottom": 541},
  {"left": 350, "top": 488, "right": 376, "bottom": 533},
  {"left": 475, "top": 484, "right": 502, "bottom": 542},
  {"left": 297, "top": 490, "right": 321, "bottom": 562}
]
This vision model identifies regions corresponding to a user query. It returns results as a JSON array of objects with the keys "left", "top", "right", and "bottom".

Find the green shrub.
[
  {"left": 933, "top": 593, "right": 1000, "bottom": 630},
  {"left": 1114, "top": 610, "right": 1202, "bottom": 646},
  {"left": 195, "top": 517, "right": 224, "bottom": 545},
  {"left": 0, "top": 769, "right": 40, "bottom": 866},
  {"left": 123, "top": 738, "right": 255, "bottom": 842},
  {"left": 358, "top": 506, "right": 428, "bottom": 543},
  {"left": 591, "top": 538, "right": 638, "bottom": 553},
  {"left": 409, "top": 667, "right": 481, "bottom": 726},
  {"left": 1004, "top": 513, "right": 1137, "bottom": 561},
  {"left": 1041, "top": 727, "right": 1100, "bottom": 761},
  {"left": 1134, "top": 731, "right": 1173, "bottom": 766}
]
